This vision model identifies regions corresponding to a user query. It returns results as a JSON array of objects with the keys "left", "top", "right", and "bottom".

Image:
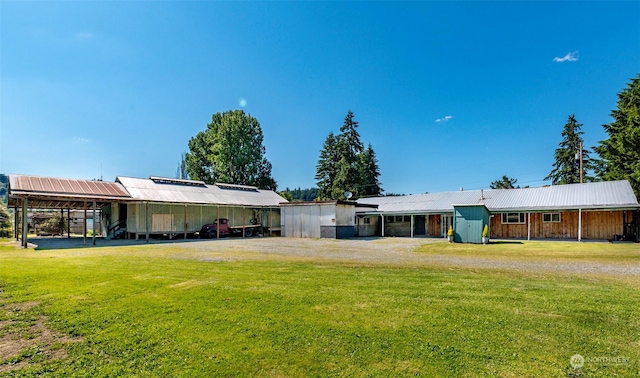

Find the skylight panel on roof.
[{"left": 149, "top": 176, "right": 207, "bottom": 187}]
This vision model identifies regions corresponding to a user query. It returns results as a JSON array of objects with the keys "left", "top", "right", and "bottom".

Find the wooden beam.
[
  {"left": 67, "top": 207, "right": 71, "bottom": 239},
  {"left": 410, "top": 214, "right": 414, "bottom": 238},
  {"left": 83, "top": 202, "right": 87, "bottom": 244},
  {"left": 184, "top": 204, "right": 187, "bottom": 240},
  {"left": 92, "top": 201, "right": 97, "bottom": 246},
  {"left": 22, "top": 198, "right": 28, "bottom": 248},
  {"left": 578, "top": 208, "right": 582, "bottom": 242},
  {"left": 381, "top": 214, "right": 385, "bottom": 237},
  {"left": 217, "top": 206, "right": 220, "bottom": 239},
  {"left": 14, "top": 205, "right": 19, "bottom": 241}
]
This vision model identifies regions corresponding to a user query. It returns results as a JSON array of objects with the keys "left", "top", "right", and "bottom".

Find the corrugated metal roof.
[
  {"left": 358, "top": 180, "right": 640, "bottom": 213},
  {"left": 116, "top": 176, "right": 285, "bottom": 207},
  {"left": 9, "top": 174, "right": 131, "bottom": 199}
]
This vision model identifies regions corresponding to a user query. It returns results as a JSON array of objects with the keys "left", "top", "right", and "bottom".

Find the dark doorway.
[{"left": 414, "top": 215, "right": 426, "bottom": 235}]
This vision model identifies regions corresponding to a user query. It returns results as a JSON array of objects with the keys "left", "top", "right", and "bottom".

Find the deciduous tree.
[{"left": 185, "top": 110, "right": 277, "bottom": 190}]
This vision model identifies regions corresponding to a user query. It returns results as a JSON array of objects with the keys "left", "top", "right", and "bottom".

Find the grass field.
[{"left": 0, "top": 238, "right": 638, "bottom": 377}]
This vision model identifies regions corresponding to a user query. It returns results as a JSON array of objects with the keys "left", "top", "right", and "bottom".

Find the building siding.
[{"left": 489, "top": 210, "right": 629, "bottom": 240}]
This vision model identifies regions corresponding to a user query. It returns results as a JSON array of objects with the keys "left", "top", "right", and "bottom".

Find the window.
[
  {"left": 501, "top": 212, "right": 526, "bottom": 224},
  {"left": 404, "top": 216, "right": 411, "bottom": 222},
  {"left": 363, "top": 217, "right": 371, "bottom": 224},
  {"left": 543, "top": 213, "right": 561, "bottom": 222},
  {"left": 396, "top": 216, "right": 403, "bottom": 222},
  {"left": 386, "top": 216, "right": 394, "bottom": 223}
]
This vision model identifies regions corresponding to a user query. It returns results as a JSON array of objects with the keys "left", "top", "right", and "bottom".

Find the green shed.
[{"left": 453, "top": 204, "right": 490, "bottom": 243}]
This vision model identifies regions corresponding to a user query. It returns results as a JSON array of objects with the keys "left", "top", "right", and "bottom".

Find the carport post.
[
  {"left": 22, "top": 198, "right": 28, "bottom": 248},
  {"left": 269, "top": 208, "right": 273, "bottom": 236},
  {"left": 92, "top": 201, "right": 97, "bottom": 246},
  {"left": 216, "top": 206, "right": 220, "bottom": 239},
  {"left": 14, "top": 206, "right": 19, "bottom": 241},
  {"left": 83, "top": 202, "right": 87, "bottom": 244},
  {"left": 527, "top": 213, "right": 531, "bottom": 241},
  {"left": 67, "top": 207, "right": 71, "bottom": 239},
  {"left": 381, "top": 214, "right": 385, "bottom": 237},
  {"left": 242, "top": 207, "right": 245, "bottom": 238},
  {"left": 184, "top": 204, "right": 187, "bottom": 240}
]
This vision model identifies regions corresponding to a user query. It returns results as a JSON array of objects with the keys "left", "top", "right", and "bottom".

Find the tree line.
[{"left": 176, "top": 73, "right": 639, "bottom": 200}]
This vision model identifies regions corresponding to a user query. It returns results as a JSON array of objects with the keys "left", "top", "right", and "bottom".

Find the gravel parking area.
[{"left": 17, "top": 236, "right": 640, "bottom": 277}]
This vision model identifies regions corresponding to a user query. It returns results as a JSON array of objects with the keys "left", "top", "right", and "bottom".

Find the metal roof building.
[
  {"left": 116, "top": 176, "right": 285, "bottom": 207},
  {"left": 358, "top": 181, "right": 639, "bottom": 214},
  {"left": 356, "top": 181, "right": 639, "bottom": 241}
]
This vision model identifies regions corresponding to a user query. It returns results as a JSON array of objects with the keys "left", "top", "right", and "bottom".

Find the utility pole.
[{"left": 579, "top": 141, "right": 583, "bottom": 184}]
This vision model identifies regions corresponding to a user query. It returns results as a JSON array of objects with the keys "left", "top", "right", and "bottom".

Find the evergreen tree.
[
  {"left": 545, "top": 115, "right": 594, "bottom": 185},
  {"left": 175, "top": 152, "right": 189, "bottom": 180},
  {"left": 594, "top": 74, "right": 640, "bottom": 198},
  {"left": 332, "top": 110, "right": 364, "bottom": 199},
  {"left": 315, "top": 132, "right": 338, "bottom": 199},
  {"left": 358, "top": 144, "right": 383, "bottom": 197},
  {"left": 490, "top": 176, "right": 519, "bottom": 189},
  {"left": 315, "top": 111, "right": 382, "bottom": 200}
]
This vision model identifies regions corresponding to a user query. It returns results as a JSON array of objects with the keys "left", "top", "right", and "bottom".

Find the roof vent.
[{"left": 460, "top": 187, "right": 463, "bottom": 191}]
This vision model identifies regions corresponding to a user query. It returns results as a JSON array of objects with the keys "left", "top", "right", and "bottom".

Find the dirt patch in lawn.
[{"left": 0, "top": 300, "right": 83, "bottom": 373}]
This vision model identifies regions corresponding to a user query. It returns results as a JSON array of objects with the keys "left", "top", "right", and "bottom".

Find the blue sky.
[{"left": 2, "top": 1, "right": 639, "bottom": 195}]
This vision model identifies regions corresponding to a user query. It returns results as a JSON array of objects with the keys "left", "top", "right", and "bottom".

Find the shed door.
[{"left": 455, "top": 219, "right": 468, "bottom": 242}]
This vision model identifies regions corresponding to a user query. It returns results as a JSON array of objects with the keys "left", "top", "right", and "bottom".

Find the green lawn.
[{"left": 0, "top": 240, "right": 638, "bottom": 377}]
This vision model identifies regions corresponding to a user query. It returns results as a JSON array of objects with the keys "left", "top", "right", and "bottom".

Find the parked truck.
[{"left": 199, "top": 218, "right": 262, "bottom": 238}]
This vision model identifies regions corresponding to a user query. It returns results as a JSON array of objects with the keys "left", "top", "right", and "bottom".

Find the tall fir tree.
[
  {"left": 358, "top": 144, "right": 383, "bottom": 197},
  {"left": 332, "top": 110, "right": 364, "bottom": 199},
  {"left": 315, "top": 111, "right": 382, "bottom": 200},
  {"left": 545, "top": 115, "right": 594, "bottom": 185},
  {"left": 315, "top": 132, "right": 338, "bottom": 199},
  {"left": 594, "top": 74, "right": 640, "bottom": 198}
]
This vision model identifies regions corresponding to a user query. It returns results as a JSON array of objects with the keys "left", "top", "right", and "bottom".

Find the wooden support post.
[
  {"left": 67, "top": 208, "right": 71, "bottom": 239},
  {"left": 92, "top": 201, "right": 97, "bottom": 246},
  {"left": 242, "top": 207, "right": 245, "bottom": 238},
  {"left": 216, "top": 206, "right": 220, "bottom": 239},
  {"left": 184, "top": 204, "right": 188, "bottom": 240},
  {"left": 14, "top": 206, "right": 19, "bottom": 241},
  {"left": 527, "top": 213, "right": 531, "bottom": 241},
  {"left": 83, "top": 202, "right": 87, "bottom": 244},
  {"left": 410, "top": 214, "right": 414, "bottom": 238},
  {"left": 145, "top": 202, "right": 149, "bottom": 243},
  {"left": 381, "top": 214, "right": 385, "bottom": 237},
  {"left": 22, "top": 199, "right": 28, "bottom": 248},
  {"left": 269, "top": 208, "right": 273, "bottom": 237},
  {"left": 578, "top": 208, "right": 582, "bottom": 242}
]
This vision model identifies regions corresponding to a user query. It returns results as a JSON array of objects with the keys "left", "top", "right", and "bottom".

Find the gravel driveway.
[{"left": 23, "top": 236, "right": 640, "bottom": 277}]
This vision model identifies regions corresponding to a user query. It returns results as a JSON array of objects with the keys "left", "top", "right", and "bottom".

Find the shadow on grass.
[{"left": 486, "top": 241, "right": 524, "bottom": 245}]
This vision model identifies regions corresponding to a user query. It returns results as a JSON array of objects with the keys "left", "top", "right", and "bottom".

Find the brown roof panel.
[{"left": 9, "top": 174, "right": 131, "bottom": 198}]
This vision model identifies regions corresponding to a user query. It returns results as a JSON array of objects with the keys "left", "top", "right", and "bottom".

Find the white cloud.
[
  {"left": 74, "top": 32, "right": 93, "bottom": 41},
  {"left": 73, "top": 137, "right": 89, "bottom": 143},
  {"left": 553, "top": 51, "right": 578, "bottom": 62},
  {"left": 435, "top": 115, "right": 452, "bottom": 123}
]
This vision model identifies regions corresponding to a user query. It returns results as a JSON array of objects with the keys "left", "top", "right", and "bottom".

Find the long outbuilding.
[
  {"left": 8, "top": 174, "right": 285, "bottom": 246},
  {"left": 356, "top": 180, "right": 639, "bottom": 241}
]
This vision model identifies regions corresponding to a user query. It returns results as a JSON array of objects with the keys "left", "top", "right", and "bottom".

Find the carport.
[{"left": 8, "top": 175, "right": 132, "bottom": 247}]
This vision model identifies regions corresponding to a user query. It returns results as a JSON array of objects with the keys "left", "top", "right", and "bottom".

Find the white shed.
[{"left": 280, "top": 201, "right": 357, "bottom": 238}]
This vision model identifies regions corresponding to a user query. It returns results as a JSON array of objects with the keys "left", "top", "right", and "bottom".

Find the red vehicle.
[{"left": 199, "top": 218, "right": 261, "bottom": 238}]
